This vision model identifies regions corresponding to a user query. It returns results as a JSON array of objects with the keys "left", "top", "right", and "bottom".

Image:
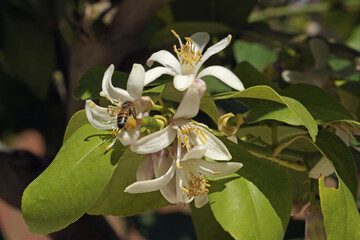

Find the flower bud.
[{"left": 218, "top": 113, "right": 244, "bottom": 136}]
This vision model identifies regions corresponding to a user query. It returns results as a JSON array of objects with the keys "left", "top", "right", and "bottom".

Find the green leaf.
[
  {"left": 87, "top": 148, "right": 169, "bottom": 216},
  {"left": 281, "top": 83, "right": 358, "bottom": 125},
  {"left": 233, "top": 41, "right": 277, "bottom": 72},
  {"left": 22, "top": 124, "right": 124, "bottom": 234},
  {"left": 209, "top": 175, "right": 285, "bottom": 240},
  {"left": 233, "top": 62, "right": 279, "bottom": 90},
  {"left": 2, "top": 11, "right": 55, "bottom": 99},
  {"left": 73, "top": 67, "right": 128, "bottom": 100},
  {"left": 150, "top": 22, "right": 233, "bottom": 48},
  {"left": 191, "top": 203, "right": 232, "bottom": 240},
  {"left": 208, "top": 139, "right": 292, "bottom": 239},
  {"left": 63, "top": 110, "right": 88, "bottom": 143},
  {"left": 315, "top": 130, "right": 358, "bottom": 199},
  {"left": 213, "top": 86, "right": 318, "bottom": 141},
  {"left": 319, "top": 176, "right": 360, "bottom": 240}
]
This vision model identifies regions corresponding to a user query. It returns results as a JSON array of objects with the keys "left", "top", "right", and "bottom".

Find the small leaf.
[
  {"left": 63, "top": 110, "right": 88, "bottom": 143},
  {"left": 233, "top": 41, "right": 277, "bottom": 72},
  {"left": 213, "top": 86, "right": 318, "bottom": 141},
  {"left": 22, "top": 124, "right": 124, "bottom": 234},
  {"left": 319, "top": 176, "right": 360, "bottom": 240},
  {"left": 87, "top": 148, "right": 169, "bottom": 216},
  {"left": 73, "top": 67, "right": 128, "bottom": 100}
]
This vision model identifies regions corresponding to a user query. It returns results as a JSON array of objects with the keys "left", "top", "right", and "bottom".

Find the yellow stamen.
[
  {"left": 176, "top": 161, "right": 183, "bottom": 169},
  {"left": 171, "top": 29, "right": 179, "bottom": 38},
  {"left": 90, "top": 102, "right": 96, "bottom": 108},
  {"left": 213, "top": 171, "right": 221, "bottom": 175}
]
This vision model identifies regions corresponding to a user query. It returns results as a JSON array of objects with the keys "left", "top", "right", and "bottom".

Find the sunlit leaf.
[
  {"left": 319, "top": 176, "right": 360, "bottom": 240},
  {"left": 207, "top": 139, "right": 291, "bottom": 239},
  {"left": 22, "top": 124, "right": 125, "bottom": 234},
  {"left": 63, "top": 110, "right": 88, "bottom": 143},
  {"left": 190, "top": 203, "right": 232, "bottom": 240},
  {"left": 212, "top": 86, "right": 318, "bottom": 141}
]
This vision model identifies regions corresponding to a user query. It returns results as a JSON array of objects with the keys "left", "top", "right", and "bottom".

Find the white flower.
[
  {"left": 130, "top": 79, "right": 232, "bottom": 162},
  {"left": 125, "top": 145, "right": 243, "bottom": 208},
  {"left": 144, "top": 30, "right": 244, "bottom": 92},
  {"left": 85, "top": 64, "right": 151, "bottom": 146}
]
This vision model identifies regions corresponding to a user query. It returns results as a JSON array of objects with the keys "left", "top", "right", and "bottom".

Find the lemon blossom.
[
  {"left": 125, "top": 145, "right": 243, "bottom": 208},
  {"left": 85, "top": 64, "right": 151, "bottom": 147},
  {"left": 130, "top": 79, "right": 232, "bottom": 163},
  {"left": 144, "top": 30, "right": 244, "bottom": 92}
]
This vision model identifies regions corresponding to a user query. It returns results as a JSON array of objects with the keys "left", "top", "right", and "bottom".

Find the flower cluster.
[{"left": 85, "top": 31, "right": 244, "bottom": 207}]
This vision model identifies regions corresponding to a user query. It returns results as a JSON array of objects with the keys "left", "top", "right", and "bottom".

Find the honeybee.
[{"left": 117, "top": 101, "right": 136, "bottom": 130}]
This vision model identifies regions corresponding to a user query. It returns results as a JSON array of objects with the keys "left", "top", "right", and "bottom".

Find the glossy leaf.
[
  {"left": 63, "top": 110, "right": 88, "bottom": 143},
  {"left": 22, "top": 124, "right": 124, "bottom": 234},
  {"left": 319, "top": 176, "right": 360, "bottom": 240},
  {"left": 73, "top": 67, "right": 128, "bottom": 100},
  {"left": 213, "top": 86, "right": 318, "bottom": 141},
  {"left": 281, "top": 83, "right": 358, "bottom": 125},
  {"left": 207, "top": 139, "right": 292, "bottom": 239},
  {"left": 87, "top": 148, "right": 169, "bottom": 216},
  {"left": 233, "top": 41, "right": 277, "bottom": 72},
  {"left": 190, "top": 203, "right": 232, "bottom": 240}
]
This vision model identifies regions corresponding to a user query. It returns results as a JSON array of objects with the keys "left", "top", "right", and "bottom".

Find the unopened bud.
[{"left": 218, "top": 113, "right": 244, "bottom": 136}]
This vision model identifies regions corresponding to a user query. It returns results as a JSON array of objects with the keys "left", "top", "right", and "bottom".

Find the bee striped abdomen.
[{"left": 117, "top": 101, "right": 136, "bottom": 130}]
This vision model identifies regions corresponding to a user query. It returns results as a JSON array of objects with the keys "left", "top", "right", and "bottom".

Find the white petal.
[
  {"left": 130, "top": 124, "right": 176, "bottom": 154},
  {"left": 173, "top": 74, "right": 195, "bottom": 91},
  {"left": 136, "top": 155, "right": 154, "bottom": 181},
  {"left": 101, "top": 64, "right": 135, "bottom": 103},
  {"left": 190, "top": 32, "right": 210, "bottom": 53},
  {"left": 127, "top": 64, "right": 145, "bottom": 99},
  {"left": 198, "top": 66, "right": 244, "bottom": 91},
  {"left": 173, "top": 82, "right": 202, "bottom": 119},
  {"left": 160, "top": 177, "right": 178, "bottom": 204},
  {"left": 176, "top": 168, "right": 193, "bottom": 203},
  {"left": 309, "top": 157, "right": 335, "bottom": 179},
  {"left": 195, "top": 34, "right": 231, "bottom": 72},
  {"left": 85, "top": 100, "right": 116, "bottom": 130},
  {"left": 144, "top": 66, "right": 176, "bottom": 85},
  {"left": 192, "top": 159, "right": 243, "bottom": 178},
  {"left": 200, "top": 127, "right": 232, "bottom": 160},
  {"left": 146, "top": 50, "right": 181, "bottom": 74},
  {"left": 124, "top": 162, "right": 176, "bottom": 193},
  {"left": 309, "top": 38, "right": 329, "bottom": 70},
  {"left": 195, "top": 194, "right": 208, "bottom": 208},
  {"left": 119, "top": 125, "right": 141, "bottom": 146},
  {"left": 182, "top": 145, "right": 207, "bottom": 161}
]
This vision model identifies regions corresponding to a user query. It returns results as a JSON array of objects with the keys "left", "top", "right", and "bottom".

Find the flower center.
[
  {"left": 174, "top": 122, "right": 208, "bottom": 151},
  {"left": 181, "top": 171, "right": 210, "bottom": 199},
  {"left": 172, "top": 30, "right": 202, "bottom": 73}
]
